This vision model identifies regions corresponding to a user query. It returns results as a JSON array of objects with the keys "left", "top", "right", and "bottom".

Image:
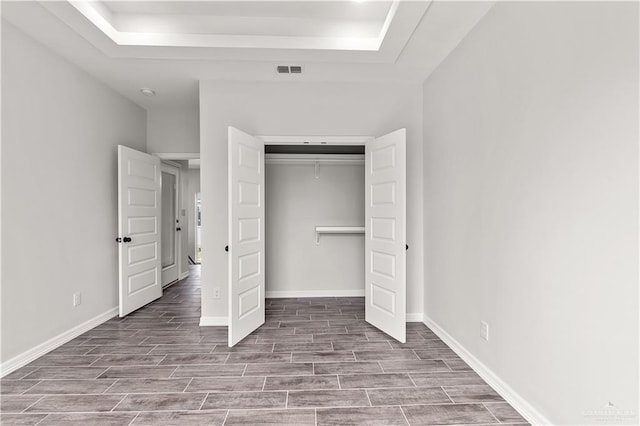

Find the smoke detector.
[{"left": 276, "top": 65, "right": 303, "bottom": 74}]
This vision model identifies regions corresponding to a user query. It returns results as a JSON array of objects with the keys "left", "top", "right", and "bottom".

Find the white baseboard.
[
  {"left": 0, "top": 307, "right": 118, "bottom": 378},
  {"left": 200, "top": 316, "right": 228, "bottom": 326},
  {"left": 406, "top": 313, "right": 423, "bottom": 322},
  {"left": 265, "top": 289, "right": 365, "bottom": 298},
  {"left": 423, "top": 316, "right": 551, "bottom": 426}
]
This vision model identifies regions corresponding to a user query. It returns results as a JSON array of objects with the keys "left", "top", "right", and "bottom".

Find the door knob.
[
  {"left": 406, "top": 244, "right": 408, "bottom": 251},
  {"left": 123, "top": 237, "right": 132, "bottom": 243},
  {"left": 225, "top": 245, "right": 229, "bottom": 252},
  {"left": 176, "top": 227, "right": 182, "bottom": 231},
  {"left": 115, "top": 237, "right": 122, "bottom": 243}
]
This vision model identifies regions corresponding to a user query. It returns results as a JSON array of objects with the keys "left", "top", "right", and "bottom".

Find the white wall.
[
  {"left": 147, "top": 107, "right": 199, "bottom": 154},
  {"left": 200, "top": 81, "right": 423, "bottom": 321},
  {"left": 422, "top": 2, "right": 638, "bottom": 424},
  {"left": 266, "top": 163, "right": 364, "bottom": 296},
  {"left": 1, "top": 22, "right": 147, "bottom": 363}
]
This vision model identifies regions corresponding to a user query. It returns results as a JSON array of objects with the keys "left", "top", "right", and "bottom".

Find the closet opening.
[
  {"left": 264, "top": 145, "right": 366, "bottom": 299},
  {"left": 227, "top": 128, "right": 406, "bottom": 346}
]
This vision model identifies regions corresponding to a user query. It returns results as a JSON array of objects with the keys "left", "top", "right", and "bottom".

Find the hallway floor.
[{"left": 1, "top": 269, "right": 528, "bottom": 425}]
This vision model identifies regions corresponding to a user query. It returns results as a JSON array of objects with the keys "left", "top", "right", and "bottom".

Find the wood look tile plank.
[
  {"left": 0, "top": 380, "right": 40, "bottom": 395},
  {"left": 483, "top": 402, "right": 528, "bottom": 423},
  {"left": 401, "top": 403, "right": 496, "bottom": 425},
  {"left": 287, "top": 389, "right": 370, "bottom": 408},
  {"left": 114, "top": 393, "right": 207, "bottom": 411},
  {"left": 444, "top": 385, "right": 504, "bottom": 403},
  {"left": 243, "top": 362, "right": 313, "bottom": 377},
  {"left": 367, "top": 387, "right": 451, "bottom": 406},
  {"left": 97, "top": 366, "right": 177, "bottom": 379},
  {"left": 201, "top": 391, "right": 287, "bottom": 410},
  {"left": 0, "top": 395, "right": 43, "bottom": 413},
  {"left": 339, "top": 373, "right": 415, "bottom": 389},
  {"left": 171, "top": 364, "right": 246, "bottom": 377},
  {"left": 316, "top": 406, "right": 408, "bottom": 425},
  {"left": 263, "top": 375, "right": 339, "bottom": 391},
  {"left": 24, "top": 379, "right": 115, "bottom": 395},
  {"left": 105, "top": 378, "right": 191, "bottom": 393},
  {"left": 23, "top": 367, "right": 107, "bottom": 380},
  {"left": 186, "top": 376, "right": 265, "bottom": 392},
  {"left": 314, "top": 362, "right": 383, "bottom": 375},
  {"left": 224, "top": 409, "right": 316, "bottom": 425},
  {"left": 410, "top": 371, "right": 486, "bottom": 387},
  {"left": 0, "top": 413, "right": 48, "bottom": 425},
  {"left": 37, "top": 413, "right": 136, "bottom": 425},
  {"left": 25, "top": 394, "right": 124, "bottom": 413},
  {"left": 131, "top": 411, "right": 227, "bottom": 425}
]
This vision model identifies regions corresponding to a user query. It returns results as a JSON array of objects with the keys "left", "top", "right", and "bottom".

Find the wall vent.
[{"left": 276, "top": 65, "right": 303, "bottom": 74}]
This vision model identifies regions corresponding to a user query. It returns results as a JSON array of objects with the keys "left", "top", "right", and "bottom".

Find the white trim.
[
  {"left": 423, "top": 316, "right": 551, "bottom": 426},
  {"left": 265, "top": 289, "right": 365, "bottom": 298},
  {"left": 406, "top": 313, "right": 423, "bottom": 322},
  {"left": 153, "top": 152, "right": 200, "bottom": 160},
  {"left": 0, "top": 307, "right": 118, "bottom": 378},
  {"left": 200, "top": 316, "right": 228, "bottom": 326},
  {"left": 179, "top": 271, "right": 190, "bottom": 280},
  {"left": 257, "top": 136, "right": 373, "bottom": 146}
]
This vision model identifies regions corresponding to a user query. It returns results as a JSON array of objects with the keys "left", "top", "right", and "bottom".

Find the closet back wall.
[{"left": 265, "top": 163, "right": 365, "bottom": 296}]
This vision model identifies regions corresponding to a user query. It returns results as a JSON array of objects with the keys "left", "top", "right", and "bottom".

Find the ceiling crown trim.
[{"left": 68, "top": 0, "right": 399, "bottom": 51}]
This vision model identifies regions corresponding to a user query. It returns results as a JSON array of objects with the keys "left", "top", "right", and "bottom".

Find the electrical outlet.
[
  {"left": 73, "top": 292, "right": 82, "bottom": 307},
  {"left": 213, "top": 288, "right": 221, "bottom": 299},
  {"left": 480, "top": 321, "right": 489, "bottom": 341}
]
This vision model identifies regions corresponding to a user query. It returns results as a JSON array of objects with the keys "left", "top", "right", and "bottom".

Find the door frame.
[
  {"left": 160, "top": 161, "right": 181, "bottom": 287},
  {"left": 258, "top": 135, "right": 373, "bottom": 146}
]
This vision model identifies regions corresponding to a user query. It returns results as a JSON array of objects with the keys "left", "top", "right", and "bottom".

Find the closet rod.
[
  {"left": 265, "top": 154, "right": 364, "bottom": 165},
  {"left": 315, "top": 226, "right": 365, "bottom": 245}
]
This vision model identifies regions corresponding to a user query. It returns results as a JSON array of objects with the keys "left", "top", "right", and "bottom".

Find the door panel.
[
  {"left": 365, "top": 129, "right": 406, "bottom": 342},
  {"left": 161, "top": 163, "right": 180, "bottom": 286},
  {"left": 118, "top": 145, "right": 162, "bottom": 317},
  {"left": 228, "top": 127, "right": 265, "bottom": 346}
]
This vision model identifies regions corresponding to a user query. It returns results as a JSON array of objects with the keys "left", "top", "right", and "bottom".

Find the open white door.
[
  {"left": 117, "top": 146, "right": 162, "bottom": 317},
  {"left": 228, "top": 127, "right": 265, "bottom": 346},
  {"left": 365, "top": 129, "right": 407, "bottom": 343}
]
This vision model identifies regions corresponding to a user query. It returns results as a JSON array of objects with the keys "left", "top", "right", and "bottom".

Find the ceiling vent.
[{"left": 276, "top": 65, "right": 303, "bottom": 74}]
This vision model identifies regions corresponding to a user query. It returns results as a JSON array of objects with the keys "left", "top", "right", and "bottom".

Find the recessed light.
[{"left": 140, "top": 88, "right": 155, "bottom": 97}]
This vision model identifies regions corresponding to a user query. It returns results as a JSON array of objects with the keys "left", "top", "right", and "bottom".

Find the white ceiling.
[{"left": 1, "top": 1, "right": 495, "bottom": 110}]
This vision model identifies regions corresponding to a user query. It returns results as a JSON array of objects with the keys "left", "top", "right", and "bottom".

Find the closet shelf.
[{"left": 315, "top": 226, "right": 365, "bottom": 245}]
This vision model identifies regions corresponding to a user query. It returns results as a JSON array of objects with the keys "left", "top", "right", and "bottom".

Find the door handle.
[
  {"left": 225, "top": 245, "right": 229, "bottom": 252},
  {"left": 406, "top": 244, "right": 408, "bottom": 251},
  {"left": 176, "top": 227, "right": 182, "bottom": 231},
  {"left": 115, "top": 237, "right": 122, "bottom": 243},
  {"left": 123, "top": 237, "right": 132, "bottom": 243}
]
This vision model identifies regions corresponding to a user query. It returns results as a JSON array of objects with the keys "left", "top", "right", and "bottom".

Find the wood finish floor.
[{"left": 1, "top": 267, "right": 528, "bottom": 425}]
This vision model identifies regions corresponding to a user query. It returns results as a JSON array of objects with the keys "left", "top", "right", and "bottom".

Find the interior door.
[
  {"left": 117, "top": 145, "right": 162, "bottom": 317},
  {"left": 228, "top": 127, "right": 265, "bottom": 346},
  {"left": 160, "top": 162, "right": 180, "bottom": 286},
  {"left": 365, "top": 129, "right": 407, "bottom": 343}
]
